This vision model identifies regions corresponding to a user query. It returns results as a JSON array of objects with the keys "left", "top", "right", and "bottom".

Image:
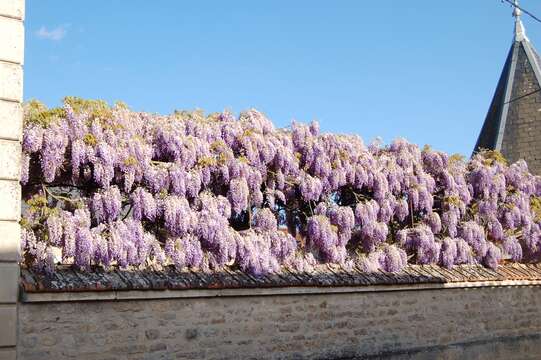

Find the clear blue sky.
[{"left": 24, "top": 1, "right": 541, "bottom": 156}]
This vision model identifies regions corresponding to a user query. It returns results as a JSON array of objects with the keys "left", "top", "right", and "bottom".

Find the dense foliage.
[{"left": 20, "top": 98, "right": 541, "bottom": 274}]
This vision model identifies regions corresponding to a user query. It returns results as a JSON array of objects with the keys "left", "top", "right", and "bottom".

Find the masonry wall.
[
  {"left": 0, "top": 1, "right": 24, "bottom": 359},
  {"left": 16, "top": 285, "right": 541, "bottom": 360}
]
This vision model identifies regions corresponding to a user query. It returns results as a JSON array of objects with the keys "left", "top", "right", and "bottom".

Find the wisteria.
[{"left": 19, "top": 97, "right": 541, "bottom": 275}]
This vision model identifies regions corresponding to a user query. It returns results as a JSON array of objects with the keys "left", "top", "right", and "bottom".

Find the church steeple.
[{"left": 473, "top": 0, "right": 541, "bottom": 174}]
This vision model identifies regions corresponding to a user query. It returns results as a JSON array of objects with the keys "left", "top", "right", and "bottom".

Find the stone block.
[
  {"left": 0, "top": 221, "right": 19, "bottom": 262},
  {"left": 0, "top": 0, "right": 24, "bottom": 20},
  {"left": 0, "top": 62, "right": 22, "bottom": 101},
  {"left": 0, "top": 263, "right": 19, "bottom": 303},
  {"left": 0, "top": 180, "right": 20, "bottom": 221},
  {"left": 0, "top": 100, "right": 22, "bottom": 141},
  {"left": 0, "top": 140, "right": 20, "bottom": 180},
  {"left": 0, "top": 348, "right": 16, "bottom": 360},
  {"left": 0, "top": 305, "right": 16, "bottom": 346},
  {"left": 0, "top": 17, "right": 24, "bottom": 64}
]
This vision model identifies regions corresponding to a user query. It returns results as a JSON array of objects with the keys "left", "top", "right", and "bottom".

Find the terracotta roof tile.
[{"left": 19, "top": 264, "right": 541, "bottom": 294}]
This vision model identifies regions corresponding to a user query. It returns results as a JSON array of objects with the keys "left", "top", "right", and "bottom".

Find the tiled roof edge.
[{"left": 20, "top": 263, "right": 541, "bottom": 296}]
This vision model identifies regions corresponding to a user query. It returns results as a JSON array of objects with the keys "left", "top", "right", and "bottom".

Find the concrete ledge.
[
  {"left": 0, "top": 221, "right": 19, "bottom": 262},
  {"left": 0, "top": 140, "right": 21, "bottom": 180},
  {"left": 0, "top": 62, "right": 22, "bottom": 102},
  {"left": 0, "top": 305, "right": 16, "bottom": 347},
  {"left": 20, "top": 279, "right": 541, "bottom": 303},
  {"left": 0, "top": 17, "right": 24, "bottom": 65},
  {"left": 0, "top": 263, "right": 19, "bottom": 303},
  {"left": 0, "top": 101, "right": 22, "bottom": 141},
  {"left": 0, "top": 348, "right": 16, "bottom": 360},
  {"left": 0, "top": 180, "right": 20, "bottom": 221},
  {"left": 0, "top": 0, "right": 24, "bottom": 20}
]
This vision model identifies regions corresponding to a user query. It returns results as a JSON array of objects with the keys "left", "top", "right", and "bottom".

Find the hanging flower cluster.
[{"left": 20, "top": 98, "right": 541, "bottom": 275}]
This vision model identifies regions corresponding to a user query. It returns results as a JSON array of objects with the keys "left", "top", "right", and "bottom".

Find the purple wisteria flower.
[{"left": 19, "top": 98, "right": 541, "bottom": 275}]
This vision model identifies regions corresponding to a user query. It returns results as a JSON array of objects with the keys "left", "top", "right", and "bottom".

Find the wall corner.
[{"left": 0, "top": 0, "right": 25, "bottom": 359}]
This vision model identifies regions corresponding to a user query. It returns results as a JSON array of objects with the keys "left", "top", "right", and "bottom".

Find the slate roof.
[
  {"left": 20, "top": 263, "right": 541, "bottom": 294},
  {"left": 474, "top": 13, "right": 541, "bottom": 155}
]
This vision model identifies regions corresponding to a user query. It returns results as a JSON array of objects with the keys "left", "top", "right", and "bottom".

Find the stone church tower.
[{"left": 474, "top": 1, "right": 541, "bottom": 174}]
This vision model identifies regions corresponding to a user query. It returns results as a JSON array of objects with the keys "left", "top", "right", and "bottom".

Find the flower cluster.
[{"left": 19, "top": 97, "right": 541, "bottom": 275}]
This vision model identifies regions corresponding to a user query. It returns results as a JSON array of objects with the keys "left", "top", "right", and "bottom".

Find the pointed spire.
[
  {"left": 514, "top": 0, "right": 528, "bottom": 41},
  {"left": 473, "top": 0, "right": 541, "bottom": 174}
]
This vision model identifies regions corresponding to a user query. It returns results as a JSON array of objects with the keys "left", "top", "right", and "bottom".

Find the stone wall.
[
  {"left": 0, "top": 1, "right": 24, "bottom": 359},
  {"left": 16, "top": 285, "right": 541, "bottom": 360}
]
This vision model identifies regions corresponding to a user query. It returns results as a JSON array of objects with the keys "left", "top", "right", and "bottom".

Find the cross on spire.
[
  {"left": 513, "top": 0, "right": 527, "bottom": 41},
  {"left": 513, "top": 0, "right": 522, "bottom": 18}
]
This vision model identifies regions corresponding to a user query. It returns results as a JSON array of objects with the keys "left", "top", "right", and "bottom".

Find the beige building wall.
[{"left": 0, "top": 1, "right": 24, "bottom": 359}]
